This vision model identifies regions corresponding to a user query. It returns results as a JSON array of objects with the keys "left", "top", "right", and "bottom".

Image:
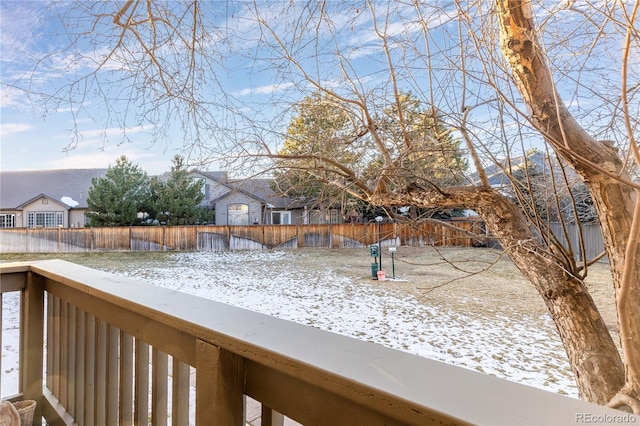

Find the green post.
[
  {"left": 389, "top": 246, "right": 397, "bottom": 279},
  {"left": 369, "top": 244, "right": 379, "bottom": 279}
]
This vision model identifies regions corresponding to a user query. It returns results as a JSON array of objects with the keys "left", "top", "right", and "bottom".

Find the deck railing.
[{"left": 0, "top": 260, "right": 634, "bottom": 425}]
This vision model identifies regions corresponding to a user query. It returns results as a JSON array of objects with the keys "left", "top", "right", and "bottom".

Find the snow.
[
  {"left": 1, "top": 250, "right": 578, "bottom": 402},
  {"left": 115, "top": 250, "right": 577, "bottom": 398},
  {"left": 60, "top": 196, "right": 79, "bottom": 207}
]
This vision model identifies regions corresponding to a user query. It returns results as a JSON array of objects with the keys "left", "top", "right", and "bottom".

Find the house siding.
[
  {"left": 69, "top": 210, "right": 88, "bottom": 228},
  {"left": 215, "top": 192, "right": 263, "bottom": 225},
  {"left": 21, "top": 197, "right": 69, "bottom": 228}
]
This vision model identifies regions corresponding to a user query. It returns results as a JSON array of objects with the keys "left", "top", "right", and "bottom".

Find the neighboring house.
[
  {"left": 0, "top": 169, "right": 108, "bottom": 228},
  {"left": 469, "top": 151, "right": 553, "bottom": 189},
  {"left": 189, "top": 171, "right": 309, "bottom": 225},
  {"left": 0, "top": 168, "right": 330, "bottom": 228}
]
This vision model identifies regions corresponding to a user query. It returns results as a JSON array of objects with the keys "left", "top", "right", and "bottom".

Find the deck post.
[
  {"left": 196, "top": 339, "right": 244, "bottom": 426},
  {"left": 22, "top": 271, "right": 45, "bottom": 424}
]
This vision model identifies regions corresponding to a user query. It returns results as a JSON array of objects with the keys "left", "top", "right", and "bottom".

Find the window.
[
  {"left": 27, "top": 212, "right": 64, "bottom": 228},
  {"left": 271, "top": 211, "right": 291, "bottom": 225},
  {"left": 309, "top": 209, "right": 340, "bottom": 224},
  {"left": 228, "top": 204, "right": 249, "bottom": 225},
  {"left": 0, "top": 214, "right": 15, "bottom": 228}
]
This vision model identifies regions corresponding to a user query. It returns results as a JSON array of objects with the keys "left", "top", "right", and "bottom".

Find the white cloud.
[
  {"left": 43, "top": 144, "right": 178, "bottom": 175},
  {"left": 0, "top": 3, "right": 44, "bottom": 64},
  {"left": 61, "top": 196, "right": 79, "bottom": 207},
  {"left": 0, "top": 122, "right": 33, "bottom": 138},
  {"left": 233, "top": 82, "right": 294, "bottom": 97}
]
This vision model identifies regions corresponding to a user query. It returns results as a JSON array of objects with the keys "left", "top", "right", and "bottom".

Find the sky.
[
  {"left": 0, "top": 2, "right": 228, "bottom": 175},
  {"left": 0, "top": 1, "right": 295, "bottom": 175},
  {"left": 0, "top": 2, "right": 619, "bottom": 178},
  {"left": 0, "top": 1, "right": 462, "bottom": 176}
]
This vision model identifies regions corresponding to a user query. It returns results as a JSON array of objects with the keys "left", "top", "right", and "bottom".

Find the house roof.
[
  {"left": 190, "top": 170, "right": 293, "bottom": 209},
  {"left": 196, "top": 170, "right": 229, "bottom": 182},
  {"left": 16, "top": 193, "right": 73, "bottom": 210},
  {"left": 0, "top": 169, "right": 108, "bottom": 210},
  {"left": 469, "top": 152, "right": 558, "bottom": 188},
  {"left": 1, "top": 168, "right": 296, "bottom": 212},
  {"left": 227, "top": 178, "right": 292, "bottom": 209}
]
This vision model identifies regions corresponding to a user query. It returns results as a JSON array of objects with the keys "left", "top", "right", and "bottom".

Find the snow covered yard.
[{"left": 3, "top": 247, "right": 616, "bottom": 401}]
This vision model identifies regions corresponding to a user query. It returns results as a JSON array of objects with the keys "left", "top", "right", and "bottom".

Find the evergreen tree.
[
  {"left": 375, "top": 92, "right": 468, "bottom": 190},
  {"left": 153, "top": 155, "right": 206, "bottom": 225},
  {"left": 272, "top": 93, "right": 359, "bottom": 208},
  {"left": 87, "top": 156, "right": 151, "bottom": 226},
  {"left": 562, "top": 183, "right": 598, "bottom": 224}
]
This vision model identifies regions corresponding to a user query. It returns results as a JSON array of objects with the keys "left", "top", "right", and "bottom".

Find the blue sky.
[
  {"left": 0, "top": 1, "right": 283, "bottom": 175},
  {"left": 0, "top": 1, "right": 461, "bottom": 176},
  {"left": 0, "top": 1, "right": 235, "bottom": 175},
  {"left": 1, "top": 1, "right": 621, "bottom": 178}
]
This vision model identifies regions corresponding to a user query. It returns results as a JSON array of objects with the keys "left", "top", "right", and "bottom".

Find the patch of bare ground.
[{"left": 305, "top": 246, "right": 619, "bottom": 337}]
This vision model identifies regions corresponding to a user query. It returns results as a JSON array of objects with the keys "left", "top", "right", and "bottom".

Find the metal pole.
[
  {"left": 376, "top": 217, "right": 382, "bottom": 271},
  {"left": 389, "top": 246, "right": 397, "bottom": 280},
  {"left": 392, "top": 252, "right": 395, "bottom": 279}
]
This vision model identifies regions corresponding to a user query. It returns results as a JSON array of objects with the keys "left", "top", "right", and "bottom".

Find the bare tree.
[
  {"left": 8, "top": 0, "right": 640, "bottom": 411},
  {"left": 496, "top": 1, "right": 640, "bottom": 411}
]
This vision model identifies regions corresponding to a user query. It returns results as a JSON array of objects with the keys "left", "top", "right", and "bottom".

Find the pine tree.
[
  {"left": 153, "top": 155, "right": 206, "bottom": 225},
  {"left": 87, "top": 156, "right": 151, "bottom": 226}
]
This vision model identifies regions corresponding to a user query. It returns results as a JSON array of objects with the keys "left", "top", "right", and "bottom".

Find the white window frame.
[
  {"left": 228, "top": 203, "right": 249, "bottom": 226},
  {"left": 0, "top": 214, "right": 15, "bottom": 228},
  {"left": 27, "top": 212, "right": 64, "bottom": 228},
  {"left": 271, "top": 211, "right": 291, "bottom": 225}
]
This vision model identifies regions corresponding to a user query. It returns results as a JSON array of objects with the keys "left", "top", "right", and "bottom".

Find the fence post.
[
  {"left": 162, "top": 226, "right": 166, "bottom": 252},
  {"left": 329, "top": 222, "right": 333, "bottom": 248}
]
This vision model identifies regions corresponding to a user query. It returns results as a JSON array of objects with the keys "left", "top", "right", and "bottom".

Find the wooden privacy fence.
[{"left": 0, "top": 222, "right": 485, "bottom": 253}]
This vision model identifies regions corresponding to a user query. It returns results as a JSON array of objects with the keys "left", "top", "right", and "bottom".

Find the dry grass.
[{"left": 295, "top": 246, "right": 619, "bottom": 335}]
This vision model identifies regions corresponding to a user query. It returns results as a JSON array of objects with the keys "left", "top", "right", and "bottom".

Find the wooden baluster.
[
  {"left": 106, "top": 325, "right": 119, "bottom": 426},
  {"left": 84, "top": 314, "right": 96, "bottom": 426},
  {"left": 67, "top": 305, "right": 76, "bottom": 417},
  {"left": 152, "top": 348, "right": 168, "bottom": 426},
  {"left": 22, "top": 271, "right": 44, "bottom": 425},
  {"left": 134, "top": 340, "right": 150, "bottom": 426},
  {"left": 74, "top": 309, "right": 85, "bottom": 424},
  {"left": 172, "top": 358, "right": 190, "bottom": 426},
  {"left": 261, "top": 405, "right": 285, "bottom": 426},
  {"left": 94, "top": 320, "right": 107, "bottom": 425},
  {"left": 59, "top": 301, "right": 68, "bottom": 407},
  {"left": 120, "top": 332, "right": 134, "bottom": 424}
]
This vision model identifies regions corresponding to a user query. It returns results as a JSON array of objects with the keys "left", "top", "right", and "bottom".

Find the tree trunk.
[
  {"left": 377, "top": 186, "right": 625, "bottom": 403},
  {"left": 474, "top": 193, "right": 625, "bottom": 404},
  {"left": 497, "top": 0, "right": 640, "bottom": 409}
]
